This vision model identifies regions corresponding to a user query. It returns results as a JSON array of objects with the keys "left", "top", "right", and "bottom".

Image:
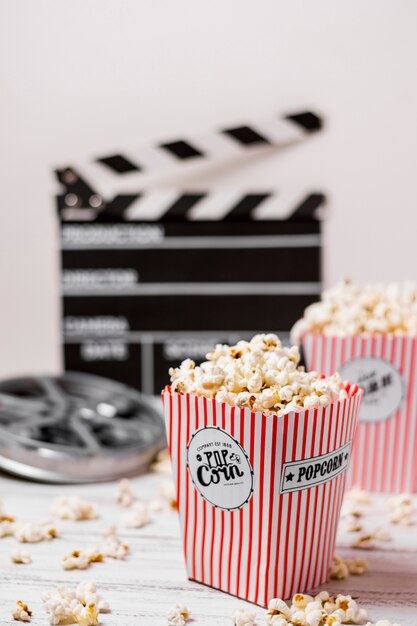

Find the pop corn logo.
[
  {"left": 280, "top": 441, "right": 351, "bottom": 494},
  {"left": 339, "top": 357, "right": 403, "bottom": 423},
  {"left": 186, "top": 427, "right": 253, "bottom": 510}
]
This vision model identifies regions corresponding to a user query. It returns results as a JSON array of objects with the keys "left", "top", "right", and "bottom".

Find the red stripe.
[
  {"left": 218, "top": 403, "right": 226, "bottom": 590},
  {"left": 263, "top": 416, "right": 278, "bottom": 605},
  {"left": 287, "top": 410, "right": 309, "bottom": 597},
  {"left": 391, "top": 338, "right": 407, "bottom": 491},
  {"left": 254, "top": 416, "right": 267, "bottom": 604},
  {"left": 311, "top": 403, "right": 333, "bottom": 587},
  {"left": 176, "top": 394, "right": 182, "bottom": 521},
  {"left": 322, "top": 400, "right": 343, "bottom": 581},
  {"left": 236, "top": 408, "right": 245, "bottom": 598},
  {"left": 227, "top": 407, "right": 236, "bottom": 594},
  {"left": 273, "top": 413, "right": 290, "bottom": 596},
  {"left": 281, "top": 413, "right": 300, "bottom": 598},
  {"left": 168, "top": 393, "right": 173, "bottom": 456},
  {"left": 184, "top": 394, "right": 190, "bottom": 566},
  {"left": 369, "top": 335, "right": 381, "bottom": 489},
  {"left": 209, "top": 398, "right": 217, "bottom": 587},
  {"left": 200, "top": 398, "right": 208, "bottom": 582},
  {"left": 297, "top": 407, "right": 318, "bottom": 593},
  {"left": 400, "top": 338, "right": 416, "bottom": 491},
  {"left": 245, "top": 412, "right": 256, "bottom": 599},
  {"left": 320, "top": 401, "right": 339, "bottom": 583},
  {"left": 192, "top": 395, "right": 199, "bottom": 579}
]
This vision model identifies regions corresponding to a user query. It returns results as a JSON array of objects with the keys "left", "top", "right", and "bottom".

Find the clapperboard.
[{"left": 56, "top": 111, "right": 325, "bottom": 394}]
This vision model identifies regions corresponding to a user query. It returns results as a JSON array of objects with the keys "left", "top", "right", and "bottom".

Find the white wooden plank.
[{"left": 0, "top": 473, "right": 416, "bottom": 625}]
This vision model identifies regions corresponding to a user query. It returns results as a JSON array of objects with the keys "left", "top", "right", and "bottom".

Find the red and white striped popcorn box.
[
  {"left": 302, "top": 333, "right": 417, "bottom": 493},
  {"left": 162, "top": 385, "right": 362, "bottom": 606}
]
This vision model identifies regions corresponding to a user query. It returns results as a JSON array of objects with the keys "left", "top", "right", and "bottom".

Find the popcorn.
[
  {"left": 151, "top": 448, "right": 173, "bottom": 476},
  {"left": 62, "top": 549, "right": 94, "bottom": 570},
  {"left": 0, "top": 514, "right": 15, "bottom": 537},
  {"left": 122, "top": 501, "right": 149, "bottom": 528},
  {"left": 345, "top": 487, "right": 372, "bottom": 505},
  {"left": 116, "top": 478, "right": 136, "bottom": 507},
  {"left": 386, "top": 493, "right": 416, "bottom": 526},
  {"left": 290, "top": 280, "right": 417, "bottom": 342},
  {"left": 266, "top": 598, "right": 292, "bottom": 623},
  {"left": 352, "top": 528, "right": 391, "bottom": 549},
  {"left": 75, "top": 582, "right": 110, "bottom": 613},
  {"left": 167, "top": 604, "right": 190, "bottom": 626},
  {"left": 10, "top": 549, "right": 32, "bottom": 564},
  {"left": 160, "top": 480, "right": 177, "bottom": 509},
  {"left": 13, "top": 521, "right": 57, "bottom": 543},
  {"left": 50, "top": 496, "right": 97, "bottom": 521},
  {"left": 292, "top": 594, "right": 314, "bottom": 610},
  {"left": 169, "top": 333, "right": 346, "bottom": 418},
  {"left": 42, "top": 582, "right": 109, "bottom": 625},
  {"left": 12, "top": 601, "right": 32, "bottom": 622},
  {"left": 101, "top": 537, "right": 129, "bottom": 560},
  {"left": 71, "top": 602, "right": 99, "bottom": 626},
  {"left": 266, "top": 593, "right": 368, "bottom": 626},
  {"left": 330, "top": 554, "right": 349, "bottom": 580},
  {"left": 330, "top": 554, "right": 368, "bottom": 579},
  {"left": 232, "top": 608, "right": 257, "bottom": 626}
]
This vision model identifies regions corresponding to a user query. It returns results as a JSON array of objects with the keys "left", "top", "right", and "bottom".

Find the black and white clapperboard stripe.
[{"left": 56, "top": 110, "right": 325, "bottom": 394}]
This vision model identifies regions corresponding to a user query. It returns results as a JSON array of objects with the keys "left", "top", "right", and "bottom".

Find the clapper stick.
[{"left": 55, "top": 110, "right": 323, "bottom": 213}]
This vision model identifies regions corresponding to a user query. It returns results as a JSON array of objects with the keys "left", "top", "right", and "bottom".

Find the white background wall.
[{"left": 1, "top": 0, "right": 417, "bottom": 378}]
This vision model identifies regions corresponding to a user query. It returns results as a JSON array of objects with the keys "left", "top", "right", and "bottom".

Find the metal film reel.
[{"left": 0, "top": 372, "right": 166, "bottom": 483}]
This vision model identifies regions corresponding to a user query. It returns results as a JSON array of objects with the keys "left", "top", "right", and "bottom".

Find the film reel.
[{"left": 0, "top": 372, "right": 165, "bottom": 483}]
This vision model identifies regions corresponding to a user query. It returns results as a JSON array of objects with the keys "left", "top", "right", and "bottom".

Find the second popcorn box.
[{"left": 162, "top": 335, "right": 362, "bottom": 606}]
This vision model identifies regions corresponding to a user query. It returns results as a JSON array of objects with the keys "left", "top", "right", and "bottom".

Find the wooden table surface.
[{"left": 0, "top": 470, "right": 416, "bottom": 626}]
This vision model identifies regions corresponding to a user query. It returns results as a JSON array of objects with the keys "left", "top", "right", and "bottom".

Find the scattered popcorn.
[
  {"left": 12, "top": 600, "right": 32, "bottom": 622},
  {"left": 50, "top": 496, "right": 97, "bottom": 521},
  {"left": 169, "top": 334, "right": 348, "bottom": 417},
  {"left": 232, "top": 607, "right": 257, "bottom": 626},
  {"left": 345, "top": 487, "right": 372, "bottom": 505},
  {"left": 116, "top": 478, "right": 136, "bottom": 507},
  {"left": 290, "top": 280, "right": 417, "bottom": 341},
  {"left": 42, "top": 582, "right": 109, "bottom": 625},
  {"left": 122, "top": 501, "right": 149, "bottom": 528},
  {"left": 348, "top": 558, "right": 368, "bottom": 575},
  {"left": 266, "top": 592, "right": 369, "bottom": 626},
  {"left": 386, "top": 494, "right": 416, "bottom": 526},
  {"left": 72, "top": 602, "right": 99, "bottom": 626},
  {"left": 62, "top": 549, "right": 94, "bottom": 571},
  {"left": 330, "top": 554, "right": 368, "bottom": 579},
  {"left": 167, "top": 604, "right": 190, "bottom": 626},
  {"left": 0, "top": 514, "right": 15, "bottom": 537},
  {"left": 101, "top": 537, "right": 129, "bottom": 560},
  {"left": 160, "top": 481, "right": 177, "bottom": 510},
  {"left": 330, "top": 554, "right": 349, "bottom": 580},
  {"left": 266, "top": 597, "right": 291, "bottom": 623},
  {"left": 151, "top": 448, "right": 172, "bottom": 476},
  {"left": 75, "top": 582, "right": 110, "bottom": 613},
  {"left": 13, "top": 521, "right": 57, "bottom": 543},
  {"left": 291, "top": 593, "right": 314, "bottom": 609},
  {"left": 10, "top": 549, "right": 32, "bottom": 564}
]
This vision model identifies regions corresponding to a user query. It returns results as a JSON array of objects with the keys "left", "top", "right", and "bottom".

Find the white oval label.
[
  {"left": 339, "top": 356, "right": 403, "bottom": 422},
  {"left": 186, "top": 427, "right": 253, "bottom": 510}
]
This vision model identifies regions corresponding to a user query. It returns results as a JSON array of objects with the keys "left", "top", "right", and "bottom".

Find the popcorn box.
[
  {"left": 162, "top": 385, "right": 362, "bottom": 606},
  {"left": 302, "top": 334, "right": 417, "bottom": 493}
]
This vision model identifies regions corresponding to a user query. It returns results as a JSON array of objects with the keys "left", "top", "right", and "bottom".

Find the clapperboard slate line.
[{"left": 56, "top": 110, "right": 325, "bottom": 394}]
